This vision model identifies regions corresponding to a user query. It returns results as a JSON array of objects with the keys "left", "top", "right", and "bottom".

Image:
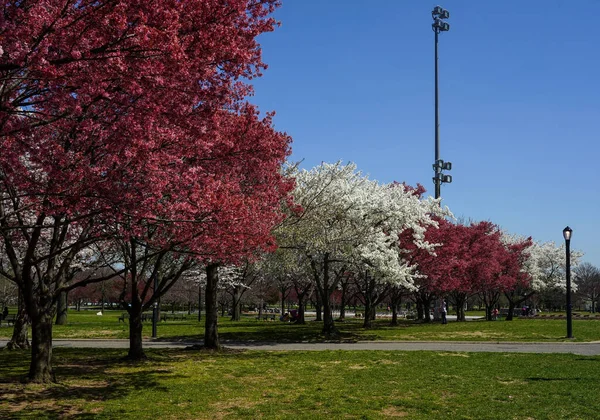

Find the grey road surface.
[{"left": 2, "top": 339, "right": 599, "bottom": 355}]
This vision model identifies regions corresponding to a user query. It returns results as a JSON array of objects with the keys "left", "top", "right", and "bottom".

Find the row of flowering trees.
[{"left": 0, "top": 0, "right": 582, "bottom": 385}]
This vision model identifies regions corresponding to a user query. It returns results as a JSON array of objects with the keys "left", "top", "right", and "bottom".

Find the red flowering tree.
[
  {"left": 465, "top": 223, "right": 532, "bottom": 321},
  {"left": 0, "top": 0, "right": 290, "bottom": 382},
  {"left": 400, "top": 218, "right": 463, "bottom": 322},
  {"left": 401, "top": 220, "right": 531, "bottom": 322}
]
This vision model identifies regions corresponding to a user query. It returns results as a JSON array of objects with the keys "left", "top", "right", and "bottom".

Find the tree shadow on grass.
[
  {"left": 526, "top": 377, "right": 598, "bottom": 382},
  {"left": 0, "top": 348, "right": 187, "bottom": 419}
]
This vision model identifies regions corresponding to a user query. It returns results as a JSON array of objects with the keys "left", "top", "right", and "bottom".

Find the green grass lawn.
[
  {"left": 1, "top": 347, "right": 598, "bottom": 419},
  {"left": 2, "top": 309, "right": 599, "bottom": 342}
]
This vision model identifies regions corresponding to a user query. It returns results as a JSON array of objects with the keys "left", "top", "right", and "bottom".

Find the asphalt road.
[{"left": 2, "top": 339, "right": 599, "bottom": 355}]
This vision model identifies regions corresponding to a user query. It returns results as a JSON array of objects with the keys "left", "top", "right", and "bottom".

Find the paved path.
[{"left": 2, "top": 339, "right": 599, "bottom": 355}]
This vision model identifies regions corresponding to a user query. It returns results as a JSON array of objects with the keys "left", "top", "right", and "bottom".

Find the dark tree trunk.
[
  {"left": 280, "top": 285, "right": 286, "bottom": 316},
  {"left": 315, "top": 255, "right": 338, "bottom": 337},
  {"left": 55, "top": 291, "right": 68, "bottom": 325},
  {"left": 362, "top": 297, "right": 375, "bottom": 329},
  {"left": 197, "top": 283, "right": 202, "bottom": 322},
  {"left": 338, "top": 295, "right": 346, "bottom": 320},
  {"left": 6, "top": 290, "right": 29, "bottom": 349},
  {"left": 337, "top": 279, "right": 349, "bottom": 321},
  {"left": 480, "top": 290, "right": 501, "bottom": 321},
  {"left": 416, "top": 299, "right": 424, "bottom": 321},
  {"left": 321, "top": 294, "right": 336, "bottom": 336},
  {"left": 204, "top": 264, "right": 220, "bottom": 350},
  {"left": 390, "top": 292, "right": 402, "bottom": 326},
  {"left": 7, "top": 290, "right": 30, "bottom": 350},
  {"left": 297, "top": 299, "right": 306, "bottom": 324},
  {"left": 28, "top": 313, "right": 54, "bottom": 383},
  {"left": 504, "top": 290, "right": 534, "bottom": 321},
  {"left": 422, "top": 296, "right": 433, "bottom": 323},
  {"left": 230, "top": 285, "right": 241, "bottom": 321},
  {"left": 314, "top": 294, "right": 322, "bottom": 322},
  {"left": 450, "top": 291, "right": 467, "bottom": 322},
  {"left": 292, "top": 281, "right": 311, "bottom": 325},
  {"left": 391, "top": 306, "right": 398, "bottom": 325},
  {"left": 361, "top": 273, "right": 375, "bottom": 329},
  {"left": 127, "top": 312, "right": 145, "bottom": 360},
  {"left": 485, "top": 304, "right": 493, "bottom": 321},
  {"left": 506, "top": 300, "right": 516, "bottom": 321}
]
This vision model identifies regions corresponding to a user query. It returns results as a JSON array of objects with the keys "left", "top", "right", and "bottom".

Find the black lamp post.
[
  {"left": 431, "top": 5, "right": 452, "bottom": 199},
  {"left": 563, "top": 226, "right": 573, "bottom": 339},
  {"left": 152, "top": 272, "right": 159, "bottom": 338}
]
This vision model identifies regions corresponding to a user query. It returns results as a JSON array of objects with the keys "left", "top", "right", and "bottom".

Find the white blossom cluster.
[
  {"left": 501, "top": 232, "right": 583, "bottom": 292},
  {"left": 279, "top": 162, "right": 451, "bottom": 288}
]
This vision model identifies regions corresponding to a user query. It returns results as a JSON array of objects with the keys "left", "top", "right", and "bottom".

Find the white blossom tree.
[
  {"left": 277, "top": 162, "right": 448, "bottom": 336},
  {"left": 502, "top": 233, "right": 583, "bottom": 320}
]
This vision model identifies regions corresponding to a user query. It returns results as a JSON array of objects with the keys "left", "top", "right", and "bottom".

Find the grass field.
[
  {"left": 1, "top": 347, "right": 599, "bottom": 419},
  {"left": 2, "top": 310, "right": 600, "bottom": 418},
  {"left": 2, "top": 309, "right": 598, "bottom": 342}
]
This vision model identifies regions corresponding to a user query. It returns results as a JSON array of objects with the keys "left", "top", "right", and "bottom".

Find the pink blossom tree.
[{"left": 0, "top": 0, "right": 290, "bottom": 382}]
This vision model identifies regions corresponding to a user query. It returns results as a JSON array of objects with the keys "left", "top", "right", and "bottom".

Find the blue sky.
[{"left": 251, "top": 0, "right": 599, "bottom": 267}]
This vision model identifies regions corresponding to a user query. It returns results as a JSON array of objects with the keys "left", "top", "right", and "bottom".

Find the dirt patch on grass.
[
  {"left": 210, "top": 397, "right": 258, "bottom": 418},
  {"left": 497, "top": 379, "right": 526, "bottom": 385},
  {"left": 437, "top": 352, "right": 470, "bottom": 357},
  {"left": 381, "top": 406, "right": 409, "bottom": 417},
  {"left": 348, "top": 364, "right": 367, "bottom": 370}
]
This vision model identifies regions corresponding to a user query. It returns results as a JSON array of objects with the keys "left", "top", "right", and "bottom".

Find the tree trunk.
[
  {"left": 389, "top": 288, "right": 403, "bottom": 326},
  {"left": 506, "top": 300, "right": 516, "bottom": 321},
  {"left": 230, "top": 285, "right": 241, "bottom": 321},
  {"left": 197, "top": 283, "right": 202, "bottom": 322},
  {"left": 204, "top": 264, "right": 220, "bottom": 350},
  {"left": 485, "top": 304, "right": 493, "bottom": 321},
  {"left": 314, "top": 294, "right": 322, "bottom": 322},
  {"left": 321, "top": 294, "right": 336, "bottom": 336},
  {"left": 6, "top": 289, "right": 30, "bottom": 350},
  {"left": 297, "top": 299, "right": 306, "bottom": 324},
  {"left": 363, "top": 296, "right": 374, "bottom": 329},
  {"left": 55, "top": 291, "right": 68, "bottom": 325},
  {"left": 416, "top": 299, "right": 424, "bottom": 321},
  {"left": 127, "top": 312, "right": 145, "bottom": 360},
  {"left": 338, "top": 282, "right": 348, "bottom": 321},
  {"left": 423, "top": 297, "right": 432, "bottom": 323},
  {"left": 450, "top": 292, "right": 467, "bottom": 322},
  {"left": 28, "top": 313, "right": 54, "bottom": 383},
  {"left": 391, "top": 305, "right": 398, "bottom": 325},
  {"left": 338, "top": 297, "right": 346, "bottom": 320}
]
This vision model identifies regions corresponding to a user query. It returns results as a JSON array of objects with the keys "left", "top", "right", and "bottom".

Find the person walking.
[{"left": 441, "top": 300, "right": 448, "bottom": 324}]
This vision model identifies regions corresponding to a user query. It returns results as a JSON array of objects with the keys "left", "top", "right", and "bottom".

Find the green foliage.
[{"left": 0, "top": 348, "right": 598, "bottom": 419}]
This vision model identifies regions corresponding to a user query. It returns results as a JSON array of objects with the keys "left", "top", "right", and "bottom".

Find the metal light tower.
[
  {"left": 432, "top": 6, "right": 452, "bottom": 199},
  {"left": 563, "top": 226, "right": 573, "bottom": 339}
]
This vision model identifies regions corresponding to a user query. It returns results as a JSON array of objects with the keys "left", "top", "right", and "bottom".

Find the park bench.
[
  {"left": 118, "top": 313, "right": 155, "bottom": 323},
  {"left": 162, "top": 313, "right": 187, "bottom": 321},
  {"left": 1, "top": 314, "right": 17, "bottom": 326}
]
